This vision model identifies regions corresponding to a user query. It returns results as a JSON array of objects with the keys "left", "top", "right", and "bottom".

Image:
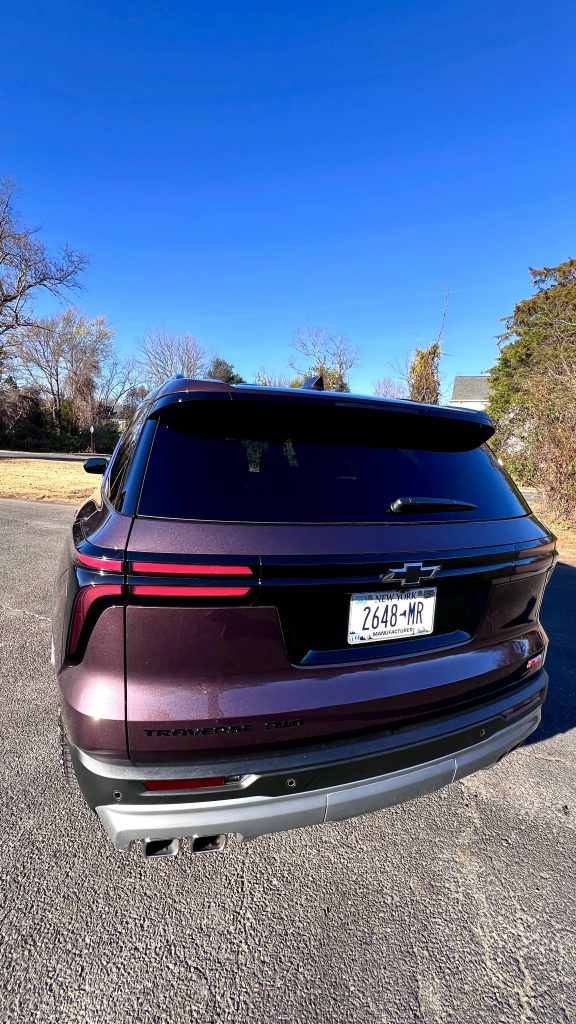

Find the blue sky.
[{"left": 2, "top": 0, "right": 575, "bottom": 396}]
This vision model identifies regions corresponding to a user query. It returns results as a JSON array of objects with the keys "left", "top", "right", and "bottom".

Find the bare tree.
[
  {"left": 9, "top": 309, "right": 115, "bottom": 430},
  {"left": 63, "top": 313, "right": 115, "bottom": 427},
  {"left": 0, "top": 179, "right": 87, "bottom": 340},
  {"left": 289, "top": 323, "right": 358, "bottom": 392},
  {"left": 9, "top": 315, "right": 66, "bottom": 427},
  {"left": 95, "top": 352, "right": 140, "bottom": 421},
  {"left": 137, "top": 328, "right": 207, "bottom": 386},
  {"left": 373, "top": 376, "right": 406, "bottom": 399},
  {"left": 253, "top": 367, "right": 296, "bottom": 388},
  {"left": 115, "top": 383, "right": 149, "bottom": 421}
]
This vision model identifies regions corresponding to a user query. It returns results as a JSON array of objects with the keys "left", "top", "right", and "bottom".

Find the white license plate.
[{"left": 348, "top": 588, "right": 437, "bottom": 644}]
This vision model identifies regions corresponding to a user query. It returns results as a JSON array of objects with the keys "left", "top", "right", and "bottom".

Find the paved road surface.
[
  {"left": 0, "top": 497, "right": 574, "bottom": 1024},
  {"left": 0, "top": 449, "right": 100, "bottom": 462}
]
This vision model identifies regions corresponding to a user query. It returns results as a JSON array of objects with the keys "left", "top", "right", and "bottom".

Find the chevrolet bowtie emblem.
[{"left": 380, "top": 562, "right": 441, "bottom": 587}]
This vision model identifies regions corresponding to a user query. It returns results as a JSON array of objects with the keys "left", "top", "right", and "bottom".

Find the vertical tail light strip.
[
  {"left": 67, "top": 552, "right": 255, "bottom": 658},
  {"left": 67, "top": 583, "right": 123, "bottom": 656},
  {"left": 68, "top": 548, "right": 125, "bottom": 658}
]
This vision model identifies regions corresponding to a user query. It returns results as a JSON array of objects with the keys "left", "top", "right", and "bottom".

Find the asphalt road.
[
  {"left": 0, "top": 450, "right": 99, "bottom": 462},
  {"left": 0, "top": 497, "right": 575, "bottom": 1024}
]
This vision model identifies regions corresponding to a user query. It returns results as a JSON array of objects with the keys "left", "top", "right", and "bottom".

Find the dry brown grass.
[{"left": 0, "top": 459, "right": 96, "bottom": 504}]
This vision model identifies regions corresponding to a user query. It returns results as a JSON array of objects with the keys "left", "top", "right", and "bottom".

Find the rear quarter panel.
[{"left": 54, "top": 496, "right": 132, "bottom": 760}]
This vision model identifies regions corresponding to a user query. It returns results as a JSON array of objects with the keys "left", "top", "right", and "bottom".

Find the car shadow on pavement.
[{"left": 526, "top": 560, "right": 576, "bottom": 745}]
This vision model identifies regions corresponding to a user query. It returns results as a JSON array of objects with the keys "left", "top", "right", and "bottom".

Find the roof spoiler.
[
  {"left": 147, "top": 381, "right": 495, "bottom": 452},
  {"left": 301, "top": 374, "right": 324, "bottom": 391}
]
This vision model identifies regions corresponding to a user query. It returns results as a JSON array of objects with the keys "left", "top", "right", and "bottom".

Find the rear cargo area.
[{"left": 124, "top": 515, "right": 553, "bottom": 762}]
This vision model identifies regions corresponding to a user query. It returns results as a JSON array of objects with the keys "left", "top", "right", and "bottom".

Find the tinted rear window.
[{"left": 138, "top": 399, "right": 528, "bottom": 523}]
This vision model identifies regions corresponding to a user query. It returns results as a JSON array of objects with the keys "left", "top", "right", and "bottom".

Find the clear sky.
[{"left": 2, "top": 0, "right": 575, "bottom": 396}]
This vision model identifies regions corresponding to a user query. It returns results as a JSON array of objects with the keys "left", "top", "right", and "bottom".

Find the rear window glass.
[{"left": 137, "top": 400, "right": 528, "bottom": 523}]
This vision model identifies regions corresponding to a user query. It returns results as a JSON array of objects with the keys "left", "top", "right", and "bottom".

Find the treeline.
[
  {"left": 0, "top": 313, "right": 444, "bottom": 452},
  {"left": 3, "top": 178, "right": 572, "bottom": 524},
  {"left": 0, "top": 179, "right": 442, "bottom": 452},
  {"left": 0, "top": 315, "right": 247, "bottom": 453},
  {"left": 487, "top": 257, "right": 576, "bottom": 523}
]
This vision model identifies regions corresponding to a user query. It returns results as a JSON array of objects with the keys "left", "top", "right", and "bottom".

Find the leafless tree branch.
[
  {"left": 0, "top": 179, "right": 87, "bottom": 339},
  {"left": 137, "top": 327, "right": 207, "bottom": 387},
  {"left": 289, "top": 323, "right": 358, "bottom": 392}
]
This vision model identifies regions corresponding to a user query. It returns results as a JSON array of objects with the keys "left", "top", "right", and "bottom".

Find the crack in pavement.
[
  {"left": 521, "top": 749, "right": 576, "bottom": 770},
  {"left": 0, "top": 605, "right": 50, "bottom": 622},
  {"left": 454, "top": 782, "right": 539, "bottom": 1024}
]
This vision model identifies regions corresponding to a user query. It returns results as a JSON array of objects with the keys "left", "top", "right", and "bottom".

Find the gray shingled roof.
[{"left": 450, "top": 375, "right": 490, "bottom": 401}]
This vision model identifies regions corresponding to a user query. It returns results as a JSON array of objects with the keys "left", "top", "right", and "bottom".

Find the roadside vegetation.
[
  {"left": 0, "top": 459, "right": 95, "bottom": 503},
  {"left": 487, "top": 259, "right": 576, "bottom": 525},
  {"left": 532, "top": 504, "right": 576, "bottom": 562},
  {"left": 0, "top": 178, "right": 574, "bottom": 525},
  {"left": 0, "top": 179, "right": 445, "bottom": 455}
]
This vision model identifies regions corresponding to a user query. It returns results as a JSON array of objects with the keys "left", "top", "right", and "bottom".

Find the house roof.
[{"left": 450, "top": 375, "right": 490, "bottom": 401}]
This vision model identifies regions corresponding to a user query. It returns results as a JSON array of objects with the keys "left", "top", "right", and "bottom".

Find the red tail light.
[
  {"left": 68, "top": 558, "right": 254, "bottom": 658},
  {"left": 128, "top": 562, "right": 254, "bottom": 599},
  {"left": 68, "top": 584, "right": 123, "bottom": 657},
  {"left": 143, "top": 777, "right": 226, "bottom": 792},
  {"left": 130, "top": 584, "right": 251, "bottom": 598},
  {"left": 75, "top": 551, "right": 123, "bottom": 572},
  {"left": 131, "top": 562, "right": 252, "bottom": 576}
]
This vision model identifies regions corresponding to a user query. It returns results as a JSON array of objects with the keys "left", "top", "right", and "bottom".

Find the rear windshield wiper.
[{"left": 389, "top": 496, "right": 477, "bottom": 513}]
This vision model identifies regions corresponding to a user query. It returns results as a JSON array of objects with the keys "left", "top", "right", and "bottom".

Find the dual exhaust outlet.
[{"left": 142, "top": 834, "right": 227, "bottom": 859}]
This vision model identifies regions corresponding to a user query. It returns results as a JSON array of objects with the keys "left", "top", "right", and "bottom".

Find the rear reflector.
[
  {"left": 143, "top": 777, "right": 226, "bottom": 792},
  {"left": 131, "top": 562, "right": 252, "bottom": 576},
  {"left": 504, "top": 693, "right": 541, "bottom": 717},
  {"left": 67, "top": 584, "right": 123, "bottom": 656},
  {"left": 130, "top": 584, "right": 251, "bottom": 598},
  {"left": 527, "top": 653, "right": 543, "bottom": 669},
  {"left": 76, "top": 551, "right": 123, "bottom": 572}
]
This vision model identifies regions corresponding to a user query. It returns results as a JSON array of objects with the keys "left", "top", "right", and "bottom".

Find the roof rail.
[{"left": 301, "top": 374, "right": 324, "bottom": 391}]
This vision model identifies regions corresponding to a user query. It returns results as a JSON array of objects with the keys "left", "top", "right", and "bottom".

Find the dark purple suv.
[{"left": 53, "top": 377, "right": 556, "bottom": 858}]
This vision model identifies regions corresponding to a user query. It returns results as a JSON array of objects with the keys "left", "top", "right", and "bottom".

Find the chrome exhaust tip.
[
  {"left": 142, "top": 837, "right": 181, "bottom": 859},
  {"left": 191, "top": 834, "right": 227, "bottom": 854}
]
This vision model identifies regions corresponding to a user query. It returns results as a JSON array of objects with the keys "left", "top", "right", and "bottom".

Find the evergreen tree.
[
  {"left": 206, "top": 355, "right": 244, "bottom": 384},
  {"left": 488, "top": 258, "right": 576, "bottom": 518}
]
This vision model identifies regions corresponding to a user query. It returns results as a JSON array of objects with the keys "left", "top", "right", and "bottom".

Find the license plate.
[{"left": 347, "top": 588, "right": 437, "bottom": 644}]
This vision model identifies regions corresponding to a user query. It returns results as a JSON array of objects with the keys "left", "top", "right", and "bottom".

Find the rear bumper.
[{"left": 92, "top": 704, "right": 542, "bottom": 851}]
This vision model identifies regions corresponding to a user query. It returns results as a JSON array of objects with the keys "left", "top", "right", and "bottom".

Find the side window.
[{"left": 107, "top": 403, "right": 151, "bottom": 511}]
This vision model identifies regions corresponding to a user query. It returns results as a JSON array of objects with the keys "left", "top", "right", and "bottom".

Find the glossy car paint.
[
  {"left": 123, "top": 519, "right": 552, "bottom": 761},
  {"left": 53, "top": 379, "right": 556, "bottom": 778}
]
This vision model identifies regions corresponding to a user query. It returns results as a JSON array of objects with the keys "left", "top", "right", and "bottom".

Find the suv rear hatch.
[{"left": 123, "top": 391, "right": 554, "bottom": 763}]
